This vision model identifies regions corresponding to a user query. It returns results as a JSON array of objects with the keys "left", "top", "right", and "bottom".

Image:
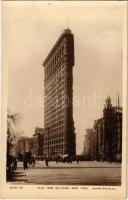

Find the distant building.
[
  {"left": 97, "top": 118, "right": 104, "bottom": 160},
  {"left": 83, "top": 134, "right": 89, "bottom": 155},
  {"left": 33, "top": 127, "right": 44, "bottom": 156},
  {"left": 15, "top": 128, "right": 44, "bottom": 158},
  {"left": 15, "top": 136, "right": 33, "bottom": 157},
  {"left": 103, "top": 96, "right": 122, "bottom": 161},
  {"left": 83, "top": 96, "right": 122, "bottom": 162},
  {"left": 92, "top": 120, "right": 99, "bottom": 160},
  {"left": 43, "top": 29, "right": 76, "bottom": 156},
  {"left": 83, "top": 129, "right": 94, "bottom": 159}
]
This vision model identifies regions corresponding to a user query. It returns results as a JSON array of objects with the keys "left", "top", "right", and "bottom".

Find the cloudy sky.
[{"left": 3, "top": 1, "right": 124, "bottom": 154}]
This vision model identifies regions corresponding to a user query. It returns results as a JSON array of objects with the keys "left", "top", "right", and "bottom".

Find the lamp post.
[{"left": 47, "top": 127, "right": 49, "bottom": 157}]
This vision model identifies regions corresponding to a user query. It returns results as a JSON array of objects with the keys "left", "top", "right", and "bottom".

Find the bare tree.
[{"left": 7, "top": 109, "right": 23, "bottom": 155}]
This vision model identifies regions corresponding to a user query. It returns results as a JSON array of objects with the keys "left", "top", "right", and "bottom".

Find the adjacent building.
[
  {"left": 15, "top": 136, "right": 33, "bottom": 158},
  {"left": 83, "top": 129, "right": 93, "bottom": 159},
  {"left": 43, "top": 29, "right": 76, "bottom": 156},
  {"left": 15, "top": 127, "right": 44, "bottom": 158},
  {"left": 33, "top": 127, "right": 44, "bottom": 156},
  {"left": 103, "top": 96, "right": 122, "bottom": 161},
  {"left": 83, "top": 96, "right": 122, "bottom": 162}
]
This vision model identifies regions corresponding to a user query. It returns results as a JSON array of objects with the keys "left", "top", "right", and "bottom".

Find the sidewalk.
[
  {"left": 9, "top": 162, "right": 121, "bottom": 185},
  {"left": 17, "top": 160, "right": 121, "bottom": 169},
  {"left": 8, "top": 169, "right": 27, "bottom": 183}
]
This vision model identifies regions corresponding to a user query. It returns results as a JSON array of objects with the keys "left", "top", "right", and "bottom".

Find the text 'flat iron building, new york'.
[{"left": 43, "top": 29, "right": 76, "bottom": 156}]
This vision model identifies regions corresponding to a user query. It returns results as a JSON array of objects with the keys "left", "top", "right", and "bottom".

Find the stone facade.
[
  {"left": 15, "top": 128, "right": 44, "bottom": 158},
  {"left": 43, "top": 29, "right": 76, "bottom": 156},
  {"left": 15, "top": 136, "right": 33, "bottom": 157},
  {"left": 103, "top": 97, "right": 122, "bottom": 161},
  {"left": 83, "top": 96, "right": 122, "bottom": 162},
  {"left": 33, "top": 127, "right": 44, "bottom": 156}
]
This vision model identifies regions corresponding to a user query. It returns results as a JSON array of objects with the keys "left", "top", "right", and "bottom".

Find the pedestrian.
[
  {"left": 29, "top": 158, "right": 32, "bottom": 167},
  {"left": 32, "top": 157, "right": 36, "bottom": 167},
  {"left": 45, "top": 157, "right": 49, "bottom": 167},
  {"left": 77, "top": 157, "right": 79, "bottom": 164},
  {"left": 14, "top": 157, "right": 17, "bottom": 171},
  {"left": 56, "top": 159, "right": 58, "bottom": 164},
  {"left": 56, "top": 156, "right": 58, "bottom": 164},
  {"left": 23, "top": 155, "right": 28, "bottom": 170}
]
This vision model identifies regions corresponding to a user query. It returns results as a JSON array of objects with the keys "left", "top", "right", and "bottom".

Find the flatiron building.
[{"left": 43, "top": 29, "right": 76, "bottom": 156}]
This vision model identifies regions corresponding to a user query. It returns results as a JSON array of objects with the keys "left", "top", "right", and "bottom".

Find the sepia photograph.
[{"left": 1, "top": 1, "right": 127, "bottom": 199}]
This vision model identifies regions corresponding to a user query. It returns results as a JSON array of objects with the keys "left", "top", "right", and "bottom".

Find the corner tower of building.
[{"left": 43, "top": 29, "right": 76, "bottom": 156}]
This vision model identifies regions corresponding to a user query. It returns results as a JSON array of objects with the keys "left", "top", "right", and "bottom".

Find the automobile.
[{"left": 61, "top": 155, "right": 72, "bottom": 163}]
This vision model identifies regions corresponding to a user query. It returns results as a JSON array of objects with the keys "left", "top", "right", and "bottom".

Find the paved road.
[{"left": 9, "top": 161, "right": 121, "bottom": 186}]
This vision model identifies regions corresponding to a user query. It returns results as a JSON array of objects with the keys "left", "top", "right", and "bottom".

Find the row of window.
[
  {"left": 46, "top": 121, "right": 65, "bottom": 130},
  {"left": 44, "top": 132, "right": 66, "bottom": 140},
  {"left": 45, "top": 96, "right": 67, "bottom": 110},
  {"left": 44, "top": 104, "right": 68, "bottom": 116},
  {"left": 45, "top": 46, "right": 64, "bottom": 77},
  {"left": 45, "top": 91, "right": 67, "bottom": 108},
  {"left": 44, "top": 125, "right": 65, "bottom": 133},
  {"left": 45, "top": 64, "right": 66, "bottom": 86},
  {"left": 45, "top": 81, "right": 67, "bottom": 98},
  {"left": 45, "top": 89, "right": 67, "bottom": 105},
  {"left": 44, "top": 105, "right": 66, "bottom": 116},
  {"left": 45, "top": 102, "right": 66, "bottom": 111},
  {"left": 44, "top": 116, "right": 66, "bottom": 127},
  {"left": 43, "top": 144, "right": 65, "bottom": 152},
  {"left": 45, "top": 60, "right": 68, "bottom": 83},
  {"left": 45, "top": 66, "right": 67, "bottom": 89},
  {"left": 44, "top": 137, "right": 64, "bottom": 146},
  {"left": 44, "top": 114, "right": 66, "bottom": 126},
  {"left": 44, "top": 113, "right": 66, "bottom": 126},
  {"left": 44, "top": 108, "right": 66, "bottom": 120},
  {"left": 46, "top": 99, "right": 69, "bottom": 109},
  {"left": 45, "top": 106, "right": 66, "bottom": 116}
]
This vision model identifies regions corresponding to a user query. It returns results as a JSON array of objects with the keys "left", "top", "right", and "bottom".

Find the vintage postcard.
[{"left": 0, "top": 1, "right": 127, "bottom": 199}]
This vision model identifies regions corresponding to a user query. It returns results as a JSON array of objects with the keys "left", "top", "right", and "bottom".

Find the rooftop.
[{"left": 42, "top": 29, "right": 73, "bottom": 66}]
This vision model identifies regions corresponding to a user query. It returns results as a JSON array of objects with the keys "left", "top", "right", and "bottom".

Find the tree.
[{"left": 7, "top": 109, "right": 22, "bottom": 155}]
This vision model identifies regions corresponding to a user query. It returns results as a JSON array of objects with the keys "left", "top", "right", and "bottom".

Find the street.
[{"left": 8, "top": 161, "right": 121, "bottom": 186}]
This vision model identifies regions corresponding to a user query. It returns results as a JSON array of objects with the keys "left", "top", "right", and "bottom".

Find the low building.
[
  {"left": 15, "top": 136, "right": 33, "bottom": 159},
  {"left": 15, "top": 127, "right": 44, "bottom": 159}
]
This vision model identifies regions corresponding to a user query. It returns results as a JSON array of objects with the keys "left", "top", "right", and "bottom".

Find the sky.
[{"left": 3, "top": 1, "right": 123, "bottom": 154}]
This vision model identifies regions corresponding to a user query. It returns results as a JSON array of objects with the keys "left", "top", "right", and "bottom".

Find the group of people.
[
  {"left": 23, "top": 155, "right": 49, "bottom": 169},
  {"left": 7, "top": 155, "right": 17, "bottom": 178},
  {"left": 23, "top": 154, "right": 36, "bottom": 170},
  {"left": 44, "top": 156, "right": 80, "bottom": 166},
  {"left": 23, "top": 155, "right": 80, "bottom": 170}
]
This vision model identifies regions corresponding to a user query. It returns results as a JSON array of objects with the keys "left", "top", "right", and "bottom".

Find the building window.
[
  {"left": 59, "top": 49, "right": 61, "bottom": 58},
  {"left": 62, "top": 46, "right": 64, "bottom": 55}
]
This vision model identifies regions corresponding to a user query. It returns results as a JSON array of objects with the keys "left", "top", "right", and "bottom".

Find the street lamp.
[{"left": 46, "top": 127, "right": 49, "bottom": 157}]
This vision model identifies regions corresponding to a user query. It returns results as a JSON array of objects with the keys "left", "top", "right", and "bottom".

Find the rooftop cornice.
[{"left": 42, "top": 29, "right": 73, "bottom": 67}]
